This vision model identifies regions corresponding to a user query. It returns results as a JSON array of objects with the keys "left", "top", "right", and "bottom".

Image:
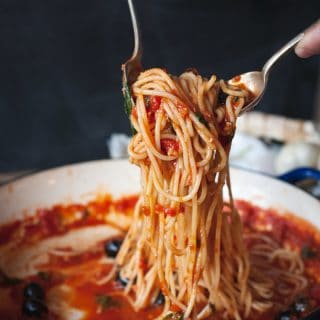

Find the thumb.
[{"left": 295, "top": 20, "right": 320, "bottom": 58}]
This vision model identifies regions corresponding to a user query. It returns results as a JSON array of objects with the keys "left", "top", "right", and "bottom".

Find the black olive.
[
  {"left": 22, "top": 299, "right": 48, "bottom": 317},
  {"left": 292, "top": 297, "right": 308, "bottom": 315},
  {"left": 154, "top": 291, "right": 165, "bottom": 305},
  {"left": 23, "top": 283, "right": 45, "bottom": 300},
  {"left": 115, "top": 271, "right": 129, "bottom": 287},
  {"left": 104, "top": 239, "right": 123, "bottom": 258},
  {"left": 277, "top": 310, "right": 292, "bottom": 320}
]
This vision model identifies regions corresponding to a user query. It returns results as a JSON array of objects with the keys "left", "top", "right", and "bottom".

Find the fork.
[{"left": 122, "top": 0, "right": 142, "bottom": 89}]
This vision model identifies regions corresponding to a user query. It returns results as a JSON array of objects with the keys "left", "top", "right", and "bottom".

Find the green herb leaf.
[
  {"left": 95, "top": 294, "right": 118, "bottom": 310},
  {"left": 123, "top": 83, "right": 133, "bottom": 117},
  {"left": 123, "top": 82, "right": 137, "bottom": 135},
  {"left": 163, "top": 312, "right": 184, "bottom": 320},
  {"left": 0, "top": 270, "right": 22, "bottom": 286},
  {"left": 37, "top": 271, "right": 51, "bottom": 281},
  {"left": 301, "top": 246, "right": 317, "bottom": 259},
  {"left": 195, "top": 112, "right": 207, "bottom": 126}
]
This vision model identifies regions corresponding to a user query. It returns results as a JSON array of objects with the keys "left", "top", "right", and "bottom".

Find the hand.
[{"left": 295, "top": 20, "right": 320, "bottom": 58}]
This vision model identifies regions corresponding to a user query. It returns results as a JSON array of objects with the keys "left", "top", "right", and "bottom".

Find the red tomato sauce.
[
  {"left": 0, "top": 221, "right": 21, "bottom": 245},
  {"left": 1, "top": 196, "right": 320, "bottom": 320},
  {"left": 160, "top": 138, "right": 180, "bottom": 156},
  {"left": 237, "top": 200, "right": 320, "bottom": 308},
  {"left": 131, "top": 95, "right": 163, "bottom": 124},
  {"left": 0, "top": 194, "right": 138, "bottom": 245}
]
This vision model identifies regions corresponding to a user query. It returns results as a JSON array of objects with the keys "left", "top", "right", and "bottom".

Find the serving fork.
[{"left": 122, "top": 0, "right": 306, "bottom": 116}]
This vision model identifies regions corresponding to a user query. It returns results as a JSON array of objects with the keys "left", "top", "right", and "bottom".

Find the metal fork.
[
  {"left": 228, "top": 32, "right": 304, "bottom": 115},
  {"left": 122, "top": 0, "right": 142, "bottom": 89}
]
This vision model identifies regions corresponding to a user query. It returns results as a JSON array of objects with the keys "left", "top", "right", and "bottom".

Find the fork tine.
[
  {"left": 122, "top": 0, "right": 143, "bottom": 87},
  {"left": 127, "top": 0, "right": 142, "bottom": 61}
]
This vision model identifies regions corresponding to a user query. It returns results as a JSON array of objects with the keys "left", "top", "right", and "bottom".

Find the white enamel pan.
[{"left": 0, "top": 159, "right": 319, "bottom": 228}]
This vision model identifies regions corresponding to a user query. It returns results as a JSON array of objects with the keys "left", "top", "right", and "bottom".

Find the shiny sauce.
[{"left": 0, "top": 196, "right": 320, "bottom": 319}]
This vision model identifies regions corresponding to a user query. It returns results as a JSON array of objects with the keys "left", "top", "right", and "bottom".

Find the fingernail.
[{"left": 295, "top": 46, "right": 310, "bottom": 58}]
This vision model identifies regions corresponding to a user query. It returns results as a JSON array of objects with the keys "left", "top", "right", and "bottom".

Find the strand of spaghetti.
[
  {"left": 134, "top": 88, "right": 190, "bottom": 109},
  {"left": 151, "top": 166, "right": 203, "bottom": 202},
  {"left": 164, "top": 99, "right": 197, "bottom": 180},
  {"left": 133, "top": 76, "right": 172, "bottom": 91},
  {"left": 136, "top": 95, "right": 176, "bottom": 161},
  {"left": 226, "top": 96, "right": 236, "bottom": 123},
  {"left": 185, "top": 116, "right": 195, "bottom": 137},
  {"left": 154, "top": 112, "right": 164, "bottom": 150},
  {"left": 155, "top": 211, "right": 187, "bottom": 311},
  {"left": 220, "top": 79, "right": 249, "bottom": 97}
]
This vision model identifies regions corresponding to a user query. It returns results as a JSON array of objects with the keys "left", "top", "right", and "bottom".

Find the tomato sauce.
[
  {"left": 234, "top": 83, "right": 255, "bottom": 103},
  {"left": 131, "top": 95, "right": 163, "bottom": 124},
  {"left": 1, "top": 196, "right": 320, "bottom": 319},
  {"left": 0, "top": 195, "right": 138, "bottom": 246},
  {"left": 160, "top": 138, "right": 180, "bottom": 156},
  {"left": 0, "top": 221, "right": 21, "bottom": 245},
  {"left": 70, "top": 282, "right": 161, "bottom": 320},
  {"left": 237, "top": 200, "right": 320, "bottom": 308}
]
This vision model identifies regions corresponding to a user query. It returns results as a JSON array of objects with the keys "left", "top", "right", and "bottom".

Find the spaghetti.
[{"left": 115, "top": 68, "right": 306, "bottom": 319}]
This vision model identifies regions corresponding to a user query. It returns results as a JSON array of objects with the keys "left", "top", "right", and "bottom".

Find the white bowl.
[{"left": 0, "top": 159, "right": 319, "bottom": 228}]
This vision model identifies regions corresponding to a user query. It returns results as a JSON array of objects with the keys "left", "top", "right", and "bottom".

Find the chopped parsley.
[
  {"left": 95, "top": 294, "right": 118, "bottom": 310},
  {"left": 195, "top": 112, "right": 207, "bottom": 126}
]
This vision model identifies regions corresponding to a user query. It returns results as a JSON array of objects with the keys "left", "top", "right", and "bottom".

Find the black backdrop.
[{"left": 0, "top": 0, "right": 319, "bottom": 171}]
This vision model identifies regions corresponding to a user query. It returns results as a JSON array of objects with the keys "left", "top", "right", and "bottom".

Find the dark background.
[{"left": 0, "top": 0, "right": 319, "bottom": 171}]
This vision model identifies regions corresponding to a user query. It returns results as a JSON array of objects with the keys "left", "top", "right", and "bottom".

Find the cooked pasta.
[{"left": 115, "top": 68, "right": 306, "bottom": 319}]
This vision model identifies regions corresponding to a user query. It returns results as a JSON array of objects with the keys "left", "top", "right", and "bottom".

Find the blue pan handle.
[{"left": 278, "top": 167, "right": 320, "bottom": 184}]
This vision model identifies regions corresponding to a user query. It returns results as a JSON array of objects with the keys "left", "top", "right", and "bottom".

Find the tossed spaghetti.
[{"left": 115, "top": 68, "right": 307, "bottom": 319}]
